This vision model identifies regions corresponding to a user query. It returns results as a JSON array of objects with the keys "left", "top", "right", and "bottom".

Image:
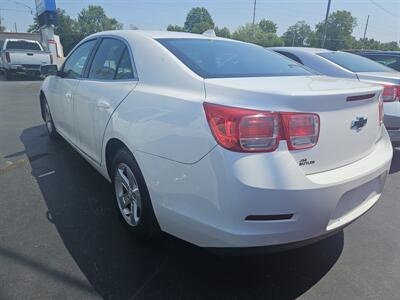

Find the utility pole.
[
  {"left": 252, "top": 0, "right": 257, "bottom": 25},
  {"left": 321, "top": 0, "right": 332, "bottom": 48},
  {"left": 362, "top": 15, "right": 370, "bottom": 49},
  {"left": 14, "top": 22, "right": 17, "bottom": 32}
]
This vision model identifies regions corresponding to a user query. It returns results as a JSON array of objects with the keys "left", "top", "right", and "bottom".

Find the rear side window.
[
  {"left": 63, "top": 39, "right": 96, "bottom": 79},
  {"left": 6, "top": 40, "right": 42, "bottom": 51},
  {"left": 319, "top": 51, "right": 393, "bottom": 73},
  {"left": 276, "top": 51, "right": 303, "bottom": 64},
  {"left": 115, "top": 49, "right": 135, "bottom": 80},
  {"left": 0, "top": 40, "right": 4, "bottom": 50},
  {"left": 89, "top": 38, "right": 126, "bottom": 80},
  {"left": 157, "top": 38, "right": 313, "bottom": 78}
]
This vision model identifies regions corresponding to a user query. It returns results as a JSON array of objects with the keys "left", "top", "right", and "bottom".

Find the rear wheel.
[{"left": 111, "top": 148, "right": 160, "bottom": 240}]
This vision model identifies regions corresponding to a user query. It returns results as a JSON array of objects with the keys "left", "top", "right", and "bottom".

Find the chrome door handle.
[
  {"left": 65, "top": 92, "right": 72, "bottom": 101},
  {"left": 97, "top": 100, "right": 110, "bottom": 109}
]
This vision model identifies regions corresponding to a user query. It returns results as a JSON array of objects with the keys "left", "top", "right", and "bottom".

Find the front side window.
[
  {"left": 88, "top": 38, "right": 126, "bottom": 80},
  {"left": 319, "top": 51, "right": 393, "bottom": 73},
  {"left": 63, "top": 39, "right": 96, "bottom": 79},
  {"left": 157, "top": 38, "right": 313, "bottom": 78}
]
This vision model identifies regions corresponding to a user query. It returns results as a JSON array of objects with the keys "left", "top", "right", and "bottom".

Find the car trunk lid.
[{"left": 204, "top": 75, "right": 383, "bottom": 174}]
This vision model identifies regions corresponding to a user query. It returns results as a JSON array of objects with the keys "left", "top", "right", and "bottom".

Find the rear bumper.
[
  {"left": 6, "top": 64, "right": 41, "bottom": 75},
  {"left": 136, "top": 129, "right": 393, "bottom": 248}
]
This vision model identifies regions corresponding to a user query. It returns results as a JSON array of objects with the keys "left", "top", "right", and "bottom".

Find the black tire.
[
  {"left": 5, "top": 70, "right": 13, "bottom": 81},
  {"left": 43, "top": 99, "right": 59, "bottom": 140},
  {"left": 111, "top": 148, "right": 160, "bottom": 240}
]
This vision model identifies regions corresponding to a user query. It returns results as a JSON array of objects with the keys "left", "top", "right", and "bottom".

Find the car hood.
[{"left": 357, "top": 71, "right": 400, "bottom": 84}]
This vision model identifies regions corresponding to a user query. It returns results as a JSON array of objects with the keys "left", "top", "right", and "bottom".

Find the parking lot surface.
[{"left": 1, "top": 76, "right": 400, "bottom": 300}]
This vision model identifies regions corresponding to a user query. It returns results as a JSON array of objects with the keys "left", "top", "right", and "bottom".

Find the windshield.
[
  {"left": 6, "top": 41, "right": 42, "bottom": 51},
  {"left": 319, "top": 51, "right": 393, "bottom": 73},
  {"left": 157, "top": 38, "right": 314, "bottom": 78}
]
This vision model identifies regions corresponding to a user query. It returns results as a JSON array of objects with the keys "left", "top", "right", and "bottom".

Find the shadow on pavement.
[
  {"left": 390, "top": 147, "right": 400, "bottom": 174},
  {"left": 20, "top": 125, "right": 344, "bottom": 300}
]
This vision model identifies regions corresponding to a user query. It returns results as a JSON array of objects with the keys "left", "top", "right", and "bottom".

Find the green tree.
[
  {"left": 232, "top": 23, "right": 284, "bottom": 47},
  {"left": 379, "top": 41, "right": 400, "bottom": 51},
  {"left": 56, "top": 10, "right": 81, "bottom": 54},
  {"left": 183, "top": 7, "right": 214, "bottom": 33},
  {"left": 311, "top": 10, "right": 357, "bottom": 50},
  {"left": 166, "top": 24, "right": 184, "bottom": 32},
  {"left": 27, "top": 16, "right": 40, "bottom": 33},
  {"left": 77, "top": 5, "right": 122, "bottom": 37},
  {"left": 259, "top": 19, "right": 277, "bottom": 34},
  {"left": 214, "top": 26, "right": 231, "bottom": 38},
  {"left": 352, "top": 38, "right": 400, "bottom": 51},
  {"left": 282, "top": 21, "right": 312, "bottom": 46}
]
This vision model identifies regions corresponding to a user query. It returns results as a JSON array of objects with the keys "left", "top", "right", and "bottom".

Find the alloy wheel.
[{"left": 114, "top": 163, "right": 142, "bottom": 226}]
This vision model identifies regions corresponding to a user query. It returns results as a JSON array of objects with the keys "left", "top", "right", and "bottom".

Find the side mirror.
[
  {"left": 41, "top": 64, "right": 59, "bottom": 77},
  {"left": 56, "top": 70, "right": 66, "bottom": 78}
]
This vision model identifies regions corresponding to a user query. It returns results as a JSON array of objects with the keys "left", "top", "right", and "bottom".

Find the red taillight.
[
  {"left": 382, "top": 85, "right": 400, "bottom": 102},
  {"left": 281, "top": 113, "right": 320, "bottom": 150},
  {"left": 5, "top": 52, "right": 10, "bottom": 63},
  {"left": 203, "top": 103, "right": 319, "bottom": 152}
]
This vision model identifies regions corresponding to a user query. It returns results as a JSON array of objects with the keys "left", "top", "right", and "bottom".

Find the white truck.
[{"left": 0, "top": 39, "right": 53, "bottom": 80}]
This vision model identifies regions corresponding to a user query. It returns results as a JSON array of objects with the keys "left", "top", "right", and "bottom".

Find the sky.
[{"left": 0, "top": 0, "right": 399, "bottom": 43}]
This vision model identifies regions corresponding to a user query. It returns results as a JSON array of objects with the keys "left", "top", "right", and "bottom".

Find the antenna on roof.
[{"left": 202, "top": 29, "right": 216, "bottom": 38}]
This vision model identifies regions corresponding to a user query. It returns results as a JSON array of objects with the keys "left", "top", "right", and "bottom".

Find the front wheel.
[
  {"left": 43, "top": 101, "right": 59, "bottom": 139},
  {"left": 111, "top": 148, "right": 160, "bottom": 240}
]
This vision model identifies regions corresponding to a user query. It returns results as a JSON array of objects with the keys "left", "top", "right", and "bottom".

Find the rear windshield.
[
  {"left": 6, "top": 41, "right": 42, "bottom": 51},
  {"left": 157, "top": 38, "right": 314, "bottom": 78},
  {"left": 319, "top": 51, "right": 393, "bottom": 73}
]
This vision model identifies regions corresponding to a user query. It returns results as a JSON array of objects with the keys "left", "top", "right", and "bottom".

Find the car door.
[
  {"left": 0, "top": 40, "right": 4, "bottom": 66},
  {"left": 48, "top": 39, "right": 97, "bottom": 144},
  {"left": 73, "top": 37, "right": 138, "bottom": 164}
]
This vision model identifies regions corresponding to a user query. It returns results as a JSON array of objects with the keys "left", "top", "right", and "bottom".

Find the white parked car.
[
  {"left": 40, "top": 31, "right": 392, "bottom": 249},
  {"left": 270, "top": 47, "right": 400, "bottom": 143},
  {"left": 0, "top": 38, "right": 52, "bottom": 79}
]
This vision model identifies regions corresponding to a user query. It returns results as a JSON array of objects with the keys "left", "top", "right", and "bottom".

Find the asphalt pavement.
[{"left": 0, "top": 75, "right": 400, "bottom": 300}]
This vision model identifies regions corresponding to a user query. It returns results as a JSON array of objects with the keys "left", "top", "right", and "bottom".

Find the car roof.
[
  {"left": 5, "top": 38, "right": 40, "bottom": 42},
  {"left": 354, "top": 50, "right": 400, "bottom": 55},
  {"left": 89, "top": 30, "right": 227, "bottom": 41},
  {"left": 269, "top": 47, "right": 332, "bottom": 54}
]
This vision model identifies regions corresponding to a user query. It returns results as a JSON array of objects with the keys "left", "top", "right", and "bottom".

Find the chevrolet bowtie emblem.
[{"left": 351, "top": 117, "right": 368, "bottom": 131}]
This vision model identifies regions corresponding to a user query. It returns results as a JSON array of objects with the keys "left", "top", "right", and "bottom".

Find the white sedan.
[{"left": 40, "top": 30, "right": 393, "bottom": 249}]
